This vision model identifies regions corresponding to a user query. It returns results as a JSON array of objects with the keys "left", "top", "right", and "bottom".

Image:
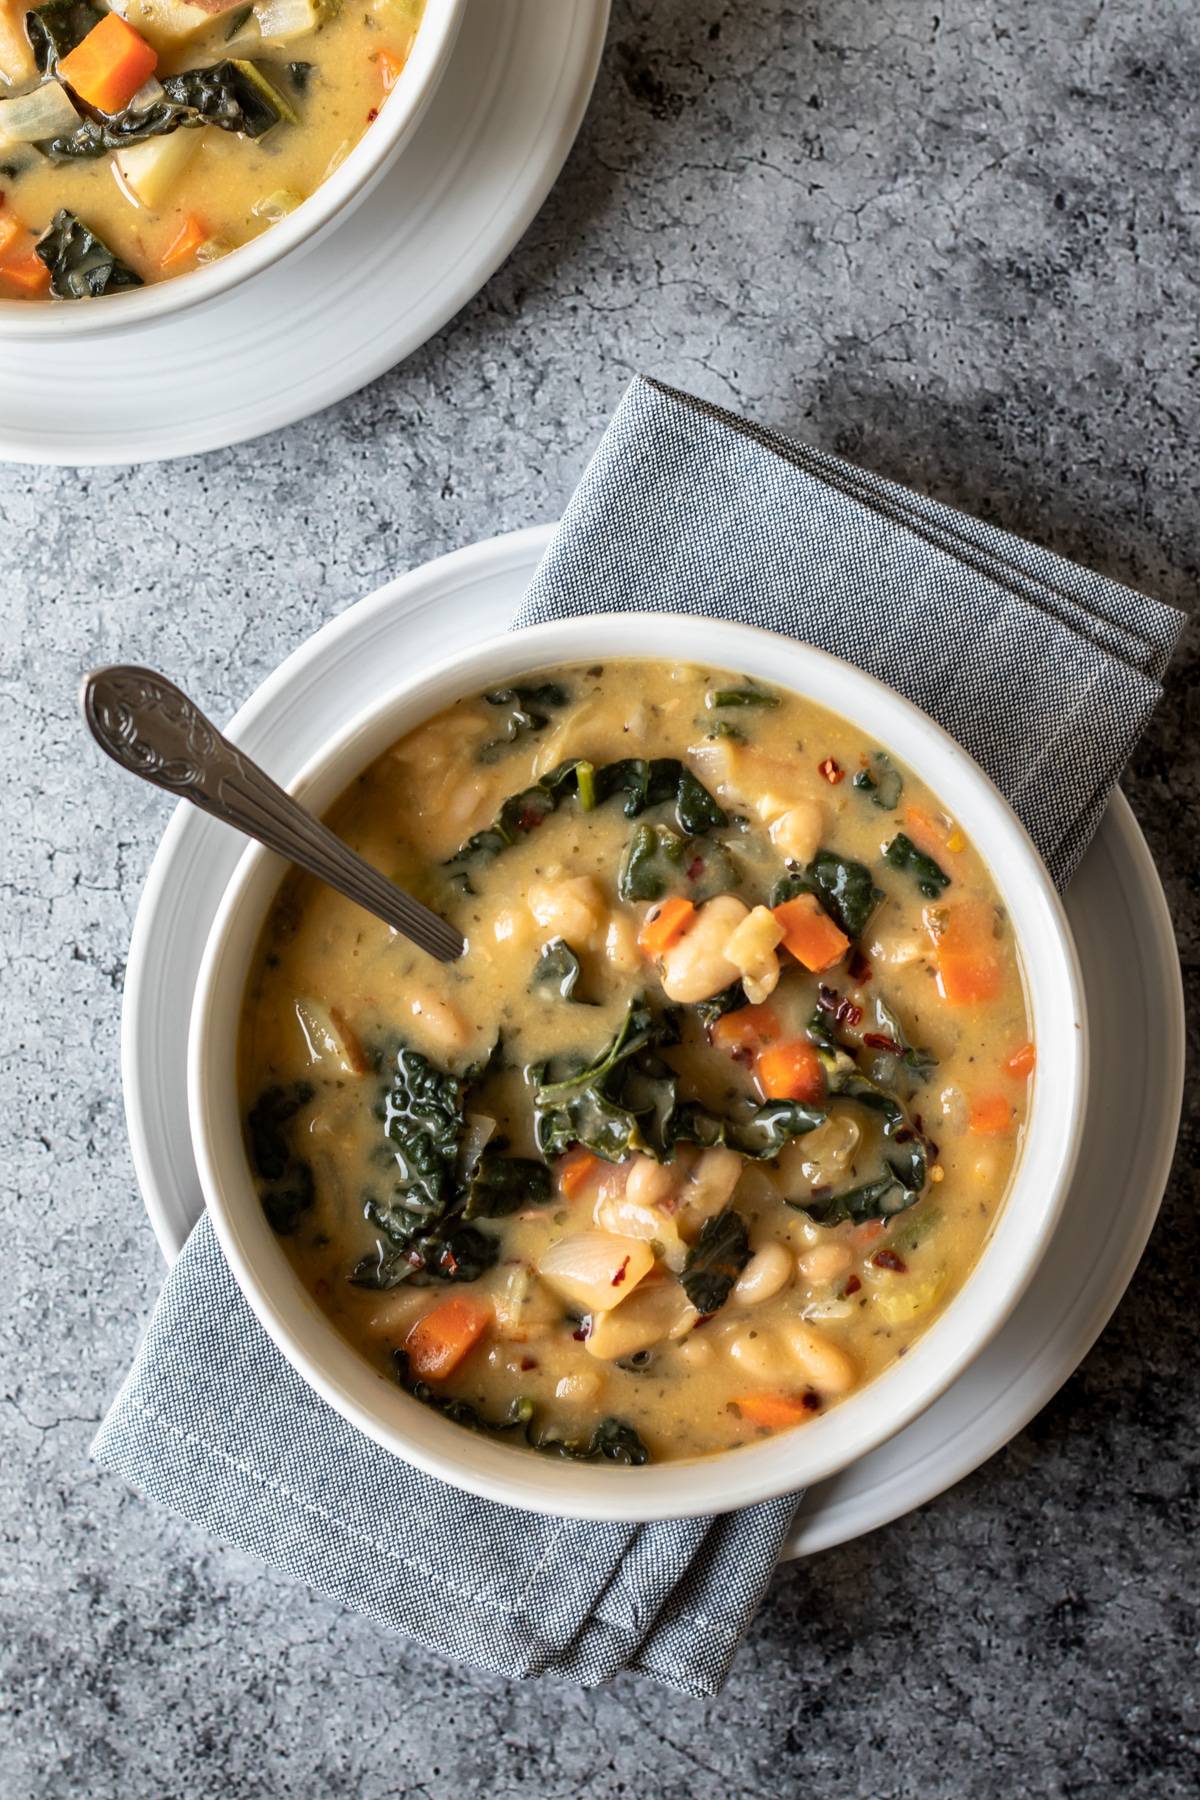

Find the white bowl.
[
  {"left": 0, "top": 0, "right": 465, "bottom": 340},
  {"left": 188, "top": 614, "right": 1088, "bottom": 1521}
]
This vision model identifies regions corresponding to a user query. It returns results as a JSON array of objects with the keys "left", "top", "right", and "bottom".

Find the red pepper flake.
[
  {"left": 872, "top": 1248, "right": 908, "bottom": 1273},
  {"left": 517, "top": 805, "right": 545, "bottom": 831},
  {"left": 836, "top": 999, "right": 863, "bottom": 1028},
  {"left": 843, "top": 1274, "right": 862, "bottom": 1296},
  {"left": 818, "top": 757, "right": 845, "bottom": 785},
  {"left": 801, "top": 1389, "right": 822, "bottom": 1411},
  {"left": 847, "top": 947, "right": 873, "bottom": 983},
  {"left": 731, "top": 1046, "right": 754, "bottom": 1068},
  {"left": 366, "top": 106, "right": 379, "bottom": 121},
  {"left": 863, "top": 1032, "right": 902, "bottom": 1053},
  {"left": 571, "top": 1324, "right": 589, "bottom": 1342},
  {"left": 816, "top": 984, "right": 840, "bottom": 1014},
  {"left": 686, "top": 856, "right": 706, "bottom": 881},
  {"left": 519, "top": 1358, "right": 538, "bottom": 1372},
  {"left": 611, "top": 1255, "right": 631, "bottom": 1288}
]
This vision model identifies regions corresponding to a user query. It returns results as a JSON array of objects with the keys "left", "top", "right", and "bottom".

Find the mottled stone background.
[{"left": 2, "top": 2, "right": 1197, "bottom": 1795}]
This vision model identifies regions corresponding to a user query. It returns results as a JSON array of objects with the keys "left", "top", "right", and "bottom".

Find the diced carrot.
[
  {"left": 969, "top": 1094, "right": 1013, "bottom": 1136},
  {"left": 1006, "top": 1041, "right": 1037, "bottom": 1080},
  {"left": 405, "top": 1295, "right": 491, "bottom": 1381},
  {"left": 377, "top": 47, "right": 407, "bottom": 91},
  {"left": 711, "top": 1004, "right": 781, "bottom": 1056},
  {"left": 734, "top": 1392, "right": 814, "bottom": 1429},
  {"left": 772, "top": 893, "right": 849, "bottom": 973},
  {"left": 756, "top": 1038, "right": 825, "bottom": 1105},
  {"left": 0, "top": 212, "right": 21, "bottom": 262},
  {"left": 161, "top": 213, "right": 207, "bottom": 269},
  {"left": 559, "top": 1146, "right": 600, "bottom": 1197},
  {"left": 60, "top": 14, "right": 157, "bottom": 116},
  {"left": 0, "top": 249, "right": 51, "bottom": 296},
  {"left": 637, "top": 894, "right": 695, "bottom": 958},
  {"left": 932, "top": 899, "right": 1003, "bottom": 1006},
  {"left": 903, "top": 804, "right": 956, "bottom": 860}
]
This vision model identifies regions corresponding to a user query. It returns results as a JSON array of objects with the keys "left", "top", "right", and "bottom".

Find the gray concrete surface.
[{"left": 2, "top": 2, "right": 1198, "bottom": 1794}]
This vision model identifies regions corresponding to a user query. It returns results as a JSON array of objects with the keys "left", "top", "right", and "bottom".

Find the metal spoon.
[{"left": 80, "top": 665, "right": 465, "bottom": 963}]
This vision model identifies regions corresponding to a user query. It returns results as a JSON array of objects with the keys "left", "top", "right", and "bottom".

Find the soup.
[
  {"left": 0, "top": 0, "right": 425, "bottom": 299},
  {"left": 238, "top": 661, "right": 1034, "bottom": 1466}
]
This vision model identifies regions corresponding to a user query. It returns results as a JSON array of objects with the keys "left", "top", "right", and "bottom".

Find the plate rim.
[
  {"left": 0, "top": 0, "right": 610, "bottom": 465},
  {"left": 119, "top": 524, "right": 1185, "bottom": 1554}
]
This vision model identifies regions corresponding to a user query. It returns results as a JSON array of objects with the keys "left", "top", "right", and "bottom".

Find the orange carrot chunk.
[
  {"left": 161, "top": 214, "right": 207, "bottom": 268},
  {"left": 735, "top": 1392, "right": 815, "bottom": 1429},
  {"left": 1006, "top": 1041, "right": 1037, "bottom": 1080},
  {"left": 0, "top": 248, "right": 51, "bottom": 295},
  {"left": 756, "top": 1038, "right": 825, "bottom": 1105},
  {"left": 711, "top": 1004, "right": 781, "bottom": 1056},
  {"left": 933, "top": 899, "right": 1003, "bottom": 1006},
  {"left": 60, "top": 14, "right": 158, "bottom": 116},
  {"left": 559, "top": 1146, "right": 600, "bottom": 1197},
  {"left": 969, "top": 1094, "right": 1013, "bottom": 1136},
  {"left": 405, "top": 1296, "right": 491, "bottom": 1382},
  {"left": 772, "top": 893, "right": 849, "bottom": 973},
  {"left": 0, "top": 212, "right": 22, "bottom": 262},
  {"left": 637, "top": 894, "right": 695, "bottom": 958},
  {"left": 377, "top": 47, "right": 407, "bottom": 91}
]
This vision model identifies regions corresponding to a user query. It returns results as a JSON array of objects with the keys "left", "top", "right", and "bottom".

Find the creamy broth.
[
  {"left": 0, "top": 0, "right": 423, "bottom": 298},
  {"left": 239, "top": 661, "right": 1034, "bottom": 1465}
]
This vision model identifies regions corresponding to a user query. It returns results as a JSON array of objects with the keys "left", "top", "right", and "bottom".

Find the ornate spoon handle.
[{"left": 81, "top": 665, "right": 464, "bottom": 964}]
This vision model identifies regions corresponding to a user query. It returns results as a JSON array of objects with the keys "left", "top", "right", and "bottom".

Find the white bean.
[
  {"left": 604, "top": 911, "right": 640, "bottom": 973},
  {"left": 527, "top": 876, "right": 605, "bottom": 946},
  {"left": 555, "top": 1371, "right": 604, "bottom": 1404},
  {"left": 797, "top": 1243, "right": 853, "bottom": 1285},
  {"left": 768, "top": 798, "right": 824, "bottom": 865},
  {"left": 726, "top": 1326, "right": 782, "bottom": 1383},
  {"left": 682, "top": 1146, "right": 744, "bottom": 1223},
  {"left": 782, "top": 1321, "right": 857, "bottom": 1395},
  {"left": 405, "top": 986, "right": 471, "bottom": 1055},
  {"left": 625, "top": 1154, "right": 676, "bottom": 1208},
  {"left": 733, "top": 1242, "right": 793, "bottom": 1306},
  {"left": 658, "top": 895, "right": 749, "bottom": 1002}
]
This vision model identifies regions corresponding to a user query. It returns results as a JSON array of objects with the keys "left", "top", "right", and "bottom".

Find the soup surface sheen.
[
  {"left": 239, "top": 660, "right": 1034, "bottom": 1466},
  {"left": 0, "top": 0, "right": 424, "bottom": 299}
]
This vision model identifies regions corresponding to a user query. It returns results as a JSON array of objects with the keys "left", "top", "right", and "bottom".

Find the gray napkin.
[{"left": 93, "top": 377, "right": 1185, "bottom": 1694}]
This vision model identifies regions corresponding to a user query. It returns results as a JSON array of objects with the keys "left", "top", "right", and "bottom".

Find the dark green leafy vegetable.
[
  {"left": 43, "top": 59, "right": 293, "bottom": 159},
  {"left": 672, "top": 1097, "right": 825, "bottom": 1159},
  {"left": 774, "top": 851, "right": 883, "bottom": 942},
  {"left": 852, "top": 751, "right": 903, "bottom": 810},
  {"left": 681, "top": 1207, "right": 751, "bottom": 1314},
  {"left": 618, "top": 822, "right": 739, "bottom": 904},
  {"left": 532, "top": 938, "right": 586, "bottom": 1002},
  {"left": 35, "top": 210, "right": 142, "bottom": 299},
  {"left": 25, "top": 0, "right": 102, "bottom": 73},
  {"left": 705, "top": 685, "right": 780, "bottom": 709},
  {"left": 352, "top": 1219, "right": 496, "bottom": 1288},
  {"left": 462, "top": 1148, "right": 552, "bottom": 1220},
  {"left": 478, "top": 682, "right": 570, "bottom": 761},
  {"left": 393, "top": 1352, "right": 650, "bottom": 1462},
  {"left": 693, "top": 981, "right": 749, "bottom": 1033},
  {"left": 884, "top": 832, "right": 951, "bottom": 899},
  {"left": 380, "top": 1044, "right": 465, "bottom": 1236},
  {"left": 447, "top": 758, "right": 726, "bottom": 873},
  {"left": 862, "top": 995, "right": 938, "bottom": 1087},
  {"left": 530, "top": 999, "right": 679, "bottom": 1163},
  {"left": 704, "top": 718, "right": 746, "bottom": 742},
  {"left": 286, "top": 60, "right": 312, "bottom": 91},
  {"left": 792, "top": 1058, "right": 929, "bottom": 1226},
  {"left": 246, "top": 1082, "right": 316, "bottom": 1236}
]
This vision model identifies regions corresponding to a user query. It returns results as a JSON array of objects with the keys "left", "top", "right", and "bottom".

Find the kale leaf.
[
  {"left": 530, "top": 998, "right": 679, "bottom": 1162},
  {"left": 26, "top": 0, "right": 102, "bottom": 73},
  {"left": 773, "top": 851, "right": 883, "bottom": 941},
  {"left": 618, "top": 821, "right": 739, "bottom": 904},
  {"left": 705, "top": 684, "right": 780, "bottom": 709},
  {"left": 681, "top": 1207, "right": 751, "bottom": 1314},
  {"left": 462, "top": 1148, "right": 552, "bottom": 1220},
  {"left": 693, "top": 981, "right": 749, "bottom": 1033},
  {"left": 852, "top": 751, "right": 903, "bottom": 810},
  {"left": 884, "top": 832, "right": 951, "bottom": 898},
  {"left": 380, "top": 1044, "right": 465, "bottom": 1236},
  {"left": 246, "top": 1082, "right": 316, "bottom": 1235},
  {"left": 672, "top": 1097, "right": 825, "bottom": 1159},
  {"left": 447, "top": 757, "right": 726, "bottom": 874},
  {"left": 532, "top": 937, "right": 586, "bottom": 1001},
  {"left": 43, "top": 59, "right": 294, "bottom": 159},
  {"left": 791, "top": 1060, "right": 929, "bottom": 1226},
  {"left": 351, "top": 1220, "right": 497, "bottom": 1287},
  {"left": 35, "top": 210, "right": 142, "bottom": 298},
  {"left": 478, "top": 682, "right": 570, "bottom": 761},
  {"left": 862, "top": 995, "right": 938, "bottom": 1088}
]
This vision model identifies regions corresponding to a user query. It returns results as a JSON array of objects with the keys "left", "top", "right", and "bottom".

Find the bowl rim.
[
  {"left": 0, "top": 0, "right": 465, "bottom": 339},
  {"left": 187, "top": 613, "right": 1088, "bottom": 1521}
]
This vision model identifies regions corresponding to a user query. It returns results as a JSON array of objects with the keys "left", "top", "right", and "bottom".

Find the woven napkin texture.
[{"left": 93, "top": 377, "right": 1185, "bottom": 1695}]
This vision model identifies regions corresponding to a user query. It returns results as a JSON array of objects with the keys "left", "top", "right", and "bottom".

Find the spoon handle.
[{"left": 81, "top": 665, "right": 464, "bottom": 964}]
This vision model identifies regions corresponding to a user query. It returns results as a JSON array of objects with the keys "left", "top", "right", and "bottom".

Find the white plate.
[
  {"left": 0, "top": 1, "right": 609, "bottom": 465},
  {"left": 121, "top": 525, "right": 1185, "bottom": 1556}
]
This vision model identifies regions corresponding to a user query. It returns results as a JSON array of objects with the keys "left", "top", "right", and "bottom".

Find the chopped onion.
[
  {"left": 537, "top": 1232, "right": 654, "bottom": 1314},
  {"left": 0, "top": 80, "right": 78, "bottom": 146}
]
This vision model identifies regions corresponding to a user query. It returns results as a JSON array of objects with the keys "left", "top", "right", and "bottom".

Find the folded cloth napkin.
[{"left": 93, "top": 377, "right": 1186, "bottom": 1695}]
